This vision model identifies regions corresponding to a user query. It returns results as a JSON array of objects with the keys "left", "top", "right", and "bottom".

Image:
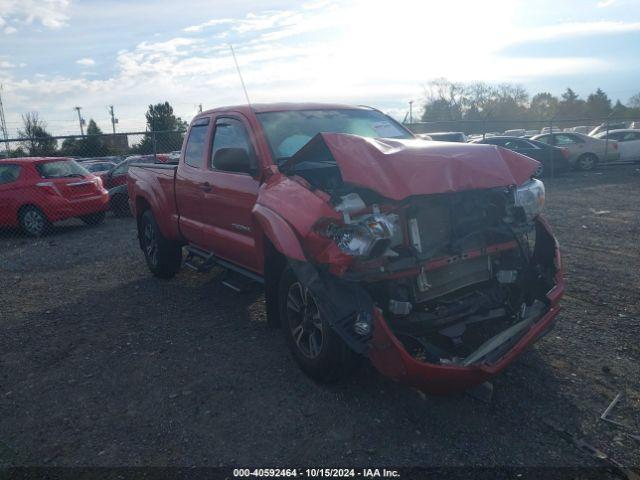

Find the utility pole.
[
  {"left": 0, "top": 84, "right": 9, "bottom": 155},
  {"left": 409, "top": 100, "right": 414, "bottom": 125},
  {"left": 74, "top": 106, "right": 85, "bottom": 136},
  {"left": 108, "top": 105, "right": 118, "bottom": 134}
]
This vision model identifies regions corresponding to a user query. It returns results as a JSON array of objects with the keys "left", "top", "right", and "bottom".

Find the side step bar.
[{"left": 183, "top": 245, "right": 264, "bottom": 286}]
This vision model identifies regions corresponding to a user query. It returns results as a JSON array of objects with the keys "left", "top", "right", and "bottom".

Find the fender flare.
[{"left": 253, "top": 204, "right": 306, "bottom": 261}]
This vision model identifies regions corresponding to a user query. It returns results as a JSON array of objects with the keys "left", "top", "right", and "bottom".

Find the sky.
[{"left": 1, "top": 0, "right": 640, "bottom": 136}]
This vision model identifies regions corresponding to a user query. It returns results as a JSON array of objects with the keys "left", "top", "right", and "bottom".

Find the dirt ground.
[{"left": 0, "top": 165, "right": 638, "bottom": 468}]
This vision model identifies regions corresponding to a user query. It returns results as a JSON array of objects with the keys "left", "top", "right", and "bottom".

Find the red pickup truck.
[{"left": 128, "top": 103, "right": 564, "bottom": 394}]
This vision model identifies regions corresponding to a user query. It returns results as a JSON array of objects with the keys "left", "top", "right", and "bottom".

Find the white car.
[{"left": 594, "top": 129, "right": 640, "bottom": 162}]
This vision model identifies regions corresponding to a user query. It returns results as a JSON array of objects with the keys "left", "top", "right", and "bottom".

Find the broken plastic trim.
[{"left": 288, "top": 259, "right": 373, "bottom": 354}]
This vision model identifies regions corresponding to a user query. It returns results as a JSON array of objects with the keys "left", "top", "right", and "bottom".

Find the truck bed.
[{"left": 127, "top": 163, "right": 182, "bottom": 242}]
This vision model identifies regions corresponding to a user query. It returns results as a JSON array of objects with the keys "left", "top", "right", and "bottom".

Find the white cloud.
[
  {"left": 597, "top": 0, "right": 616, "bottom": 6},
  {"left": 2, "top": 0, "right": 640, "bottom": 135},
  {"left": 0, "top": 60, "right": 16, "bottom": 68},
  {"left": 76, "top": 57, "right": 95, "bottom": 67},
  {"left": 0, "top": 0, "right": 72, "bottom": 34}
]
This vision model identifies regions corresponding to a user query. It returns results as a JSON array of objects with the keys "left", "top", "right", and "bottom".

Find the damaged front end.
[{"left": 258, "top": 133, "right": 564, "bottom": 394}]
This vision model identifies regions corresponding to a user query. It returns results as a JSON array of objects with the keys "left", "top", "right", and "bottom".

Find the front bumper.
[{"left": 367, "top": 216, "right": 564, "bottom": 394}]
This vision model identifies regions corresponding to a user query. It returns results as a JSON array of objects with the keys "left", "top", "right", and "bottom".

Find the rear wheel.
[
  {"left": 279, "top": 266, "right": 354, "bottom": 382},
  {"left": 139, "top": 209, "right": 182, "bottom": 279},
  {"left": 80, "top": 211, "right": 106, "bottom": 225},
  {"left": 19, "top": 206, "right": 49, "bottom": 237},
  {"left": 576, "top": 153, "right": 597, "bottom": 171}
]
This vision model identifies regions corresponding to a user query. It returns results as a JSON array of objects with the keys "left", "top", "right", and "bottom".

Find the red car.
[
  {"left": 128, "top": 103, "right": 563, "bottom": 395},
  {"left": 0, "top": 157, "right": 109, "bottom": 236}
]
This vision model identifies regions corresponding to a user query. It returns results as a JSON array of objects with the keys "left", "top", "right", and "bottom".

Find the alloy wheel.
[
  {"left": 23, "top": 210, "right": 45, "bottom": 235},
  {"left": 143, "top": 221, "right": 158, "bottom": 267},
  {"left": 286, "top": 282, "right": 324, "bottom": 359}
]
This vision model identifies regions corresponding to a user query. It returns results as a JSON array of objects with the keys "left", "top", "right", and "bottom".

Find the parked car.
[
  {"left": 503, "top": 129, "right": 525, "bottom": 137},
  {"left": 540, "top": 126, "right": 562, "bottom": 134},
  {"left": 594, "top": 129, "right": 640, "bottom": 162},
  {"left": 83, "top": 160, "right": 117, "bottom": 174},
  {"left": 524, "top": 129, "right": 539, "bottom": 137},
  {"left": 0, "top": 157, "right": 109, "bottom": 236},
  {"left": 100, "top": 155, "right": 160, "bottom": 216},
  {"left": 531, "top": 132, "right": 619, "bottom": 171},
  {"left": 471, "top": 136, "right": 570, "bottom": 176},
  {"left": 128, "top": 103, "right": 563, "bottom": 395},
  {"left": 567, "top": 126, "right": 595, "bottom": 135},
  {"left": 589, "top": 122, "right": 628, "bottom": 137},
  {"left": 422, "top": 131, "right": 467, "bottom": 142}
]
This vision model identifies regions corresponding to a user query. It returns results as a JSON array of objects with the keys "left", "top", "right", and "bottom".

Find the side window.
[
  {"left": 503, "top": 139, "right": 529, "bottom": 150},
  {"left": 0, "top": 165, "right": 20, "bottom": 185},
  {"left": 211, "top": 117, "right": 256, "bottom": 174},
  {"left": 112, "top": 162, "right": 129, "bottom": 176},
  {"left": 554, "top": 134, "right": 576, "bottom": 145},
  {"left": 535, "top": 135, "right": 550, "bottom": 144},
  {"left": 623, "top": 132, "right": 640, "bottom": 141},
  {"left": 184, "top": 118, "right": 210, "bottom": 168}
]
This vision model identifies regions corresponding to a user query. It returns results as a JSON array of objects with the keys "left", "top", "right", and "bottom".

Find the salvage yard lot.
[{"left": 1, "top": 166, "right": 639, "bottom": 467}]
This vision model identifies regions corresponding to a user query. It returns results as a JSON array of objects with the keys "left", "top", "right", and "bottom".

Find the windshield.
[
  {"left": 36, "top": 160, "right": 91, "bottom": 178},
  {"left": 256, "top": 109, "right": 413, "bottom": 163}
]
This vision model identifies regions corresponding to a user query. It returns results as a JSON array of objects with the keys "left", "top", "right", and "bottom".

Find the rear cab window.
[
  {"left": 35, "top": 160, "right": 90, "bottom": 179},
  {"left": 0, "top": 164, "right": 21, "bottom": 185},
  {"left": 184, "top": 117, "right": 211, "bottom": 168}
]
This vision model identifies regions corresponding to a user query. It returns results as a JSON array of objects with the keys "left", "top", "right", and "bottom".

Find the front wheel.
[
  {"left": 80, "top": 211, "right": 106, "bottom": 225},
  {"left": 279, "top": 266, "right": 354, "bottom": 382},
  {"left": 139, "top": 209, "right": 182, "bottom": 279}
]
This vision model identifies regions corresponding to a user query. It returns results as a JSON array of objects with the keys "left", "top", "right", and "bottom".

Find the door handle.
[{"left": 200, "top": 182, "right": 213, "bottom": 193}]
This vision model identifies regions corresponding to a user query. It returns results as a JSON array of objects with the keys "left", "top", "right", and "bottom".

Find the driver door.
[{"left": 194, "top": 115, "right": 262, "bottom": 273}]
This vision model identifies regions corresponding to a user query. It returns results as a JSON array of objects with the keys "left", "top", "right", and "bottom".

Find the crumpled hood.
[{"left": 286, "top": 133, "right": 539, "bottom": 201}]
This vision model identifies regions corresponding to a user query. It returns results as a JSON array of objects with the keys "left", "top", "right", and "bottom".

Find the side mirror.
[{"left": 213, "top": 148, "right": 254, "bottom": 174}]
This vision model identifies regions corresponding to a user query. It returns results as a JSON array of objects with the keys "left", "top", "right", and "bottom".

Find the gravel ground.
[{"left": 0, "top": 165, "right": 638, "bottom": 468}]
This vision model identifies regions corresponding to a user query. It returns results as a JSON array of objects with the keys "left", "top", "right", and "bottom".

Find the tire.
[
  {"left": 576, "top": 153, "right": 597, "bottom": 171},
  {"left": 139, "top": 209, "right": 182, "bottom": 279},
  {"left": 279, "top": 266, "right": 354, "bottom": 382},
  {"left": 19, "top": 206, "right": 50, "bottom": 237},
  {"left": 111, "top": 194, "right": 131, "bottom": 217},
  {"left": 80, "top": 211, "right": 106, "bottom": 225}
]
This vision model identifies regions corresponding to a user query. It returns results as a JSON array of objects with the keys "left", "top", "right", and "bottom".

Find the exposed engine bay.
[{"left": 281, "top": 134, "right": 560, "bottom": 369}]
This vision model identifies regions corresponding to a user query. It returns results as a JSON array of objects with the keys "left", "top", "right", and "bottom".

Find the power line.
[
  {"left": 108, "top": 105, "right": 118, "bottom": 134},
  {"left": 0, "top": 85, "right": 9, "bottom": 155}
]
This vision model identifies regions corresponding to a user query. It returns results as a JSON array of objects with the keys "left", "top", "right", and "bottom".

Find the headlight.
[
  {"left": 514, "top": 178, "right": 545, "bottom": 221},
  {"left": 325, "top": 214, "right": 397, "bottom": 258}
]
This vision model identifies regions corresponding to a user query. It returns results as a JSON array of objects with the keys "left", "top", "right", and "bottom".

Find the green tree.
[
  {"left": 17, "top": 112, "right": 57, "bottom": 156},
  {"left": 83, "top": 119, "right": 111, "bottom": 156},
  {"left": 530, "top": 92, "right": 558, "bottom": 119},
  {"left": 585, "top": 88, "right": 612, "bottom": 119},
  {"left": 135, "top": 102, "right": 187, "bottom": 154},
  {"left": 557, "top": 88, "right": 585, "bottom": 119}
]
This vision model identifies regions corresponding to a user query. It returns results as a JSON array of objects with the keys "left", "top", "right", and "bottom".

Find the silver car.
[{"left": 531, "top": 132, "right": 619, "bottom": 171}]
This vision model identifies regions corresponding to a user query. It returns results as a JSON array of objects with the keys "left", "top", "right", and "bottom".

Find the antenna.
[{"left": 229, "top": 44, "right": 251, "bottom": 106}]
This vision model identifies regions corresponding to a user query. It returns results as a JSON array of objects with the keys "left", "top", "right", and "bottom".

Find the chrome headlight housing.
[
  {"left": 514, "top": 178, "right": 545, "bottom": 221},
  {"left": 326, "top": 213, "right": 399, "bottom": 258}
]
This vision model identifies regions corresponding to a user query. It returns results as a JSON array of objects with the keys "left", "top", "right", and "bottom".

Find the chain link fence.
[
  {"left": 0, "top": 130, "right": 186, "bottom": 237},
  {"left": 1, "top": 118, "right": 639, "bottom": 237},
  {"left": 0, "top": 129, "right": 186, "bottom": 161}
]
